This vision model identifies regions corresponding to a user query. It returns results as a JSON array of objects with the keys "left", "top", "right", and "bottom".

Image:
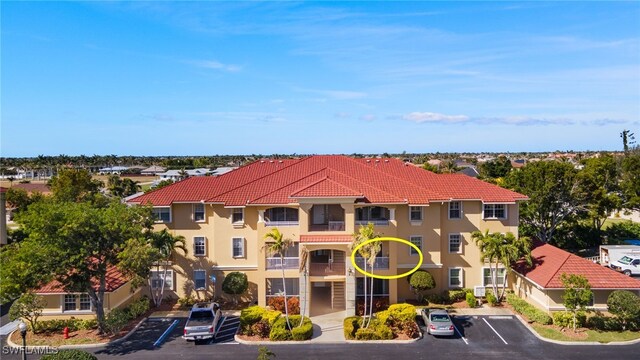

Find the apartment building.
[{"left": 128, "top": 155, "right": 527, "bottom": 316}]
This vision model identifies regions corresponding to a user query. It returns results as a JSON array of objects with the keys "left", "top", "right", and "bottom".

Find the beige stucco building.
[{"left": 129, "top": 155, "right": 528, "bottom": 316}]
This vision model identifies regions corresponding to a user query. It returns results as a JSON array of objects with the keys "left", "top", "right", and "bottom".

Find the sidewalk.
[
  {"left": 309, "top": 310, "right": 346, "bottom": 343},
  {"left": 447, "top": 305, "right": 514, "bottom": 316}
]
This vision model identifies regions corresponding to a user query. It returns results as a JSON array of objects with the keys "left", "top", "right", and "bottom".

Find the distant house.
[
  {"left": 210, "top": 167, "right": 237, "bottom": 176},
  {"left": 141, "top": 165, "right": 166, "bottom": 176},
  {"left": 511, "top": 242, "right": 640, "bottom": 312},
  {"left": 35, "top": 266, "right": 140, "bottom": 320},
  {"left": 510, "top": 159, "right": 526, "bottom": 169},
  {"left": 98, "top": 166, "right": 129, "bottom": 175},
  {"left": 157, "top": 168, "right": 212, "bottom": 181},
  {"left": 457, "top": 166, "right": 480, "bottom": 178}
]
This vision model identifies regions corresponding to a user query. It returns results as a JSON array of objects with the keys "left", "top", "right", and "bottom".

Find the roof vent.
[
  {"left": 375, "top": 159, "right": 380, "bottom": 162},
  {"left": 366, "top": 159, "right": 371, "bottom": 163},
  {"left": 260, "top": 160, "right": 265, "bottom": 163},
  {"left": 384, "top": 159, "right": 389, "bottom": 162},
  {"left": 279, "top": 160, "right": 283, "bottom": 163},
  {"left": 270, "top": 160, "right": 274, "bottom": 163}
]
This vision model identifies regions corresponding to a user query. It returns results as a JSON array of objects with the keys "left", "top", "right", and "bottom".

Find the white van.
[{"left": 610, "top": 254, "right": 640, "bottom": 276}]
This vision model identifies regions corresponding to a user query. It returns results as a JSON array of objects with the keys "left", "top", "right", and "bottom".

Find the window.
[
  {"left": 355, "top": 206, "right": 390, "bottom": 224},
  {"left": 410, "top": 206, "right": 423, "bottom": 221},
  {"left": 194, "top": 236, "right": 206, "bottom": 256},
  {"left": 150, "top": 270, "right": 174, "bottom": 290},
  {"left": 449, "top": 234, "right": 462, "bottom": 253},
  {"left": 79, "top": 294, "right": 91, "bottom": 311},
  {"left": 194, "top": 270, "right": 206, "bottom": 290},
  {"left": 64, "top": 294, "right": 77, "bottom": 311},
  {"left": 483, "top": 204, "right": 507, "bottom": 219},
  {"left": 483, "top": 268, "right": 506, "bottom": 286},
  {"left": 448, "top": 202, "right": 461, "bottom": 219},
  {"left": 193, "top": 204, "right": 205, "bottom": 222},
  {"left": 152, "top": 207, "right": 171, "bottom": 223},
  {"left": 265, "top": 207, "right": 299, "bottom": 223},
  {"left": 232, "top": 208, "right": 244, "bottom": 224},
  {"left": 449, "top": 268, "right": 463, "bottom": 288},
  {"left": 409, "top": 235, "right": 422, "bottom": 256},
  {"left": 356, "top": 278, "right": 389, "bottom": 296},
  {"left": 266, "top": 278, "right": 300, "bottom": 297},
  {"left": 232, "top": 237, "right": 245, "bottom": 258}
]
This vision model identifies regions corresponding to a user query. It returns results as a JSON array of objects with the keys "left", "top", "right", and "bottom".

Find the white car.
[
  {"left": 182, "top": 302, "right": 222, "bottom": 341},
  {"left": 610, "top": 255, "right": 640, "bottom": 276}
]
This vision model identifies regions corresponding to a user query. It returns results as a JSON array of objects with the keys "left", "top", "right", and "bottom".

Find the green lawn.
[
  {"left": 602, "top": 218, "right": 636, "bottom": 229},
  {"left": 531, "top": 323, "right": 640, "bottom": 343}
]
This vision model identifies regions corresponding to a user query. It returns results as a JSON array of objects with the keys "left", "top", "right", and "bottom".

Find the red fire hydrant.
[{"left": 63, "top": 327, "right": 70, "bottom": 339}]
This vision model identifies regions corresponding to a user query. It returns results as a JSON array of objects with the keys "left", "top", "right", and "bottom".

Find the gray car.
[{"left": 421, "top": 309, "right": 455, "bottom": 336}]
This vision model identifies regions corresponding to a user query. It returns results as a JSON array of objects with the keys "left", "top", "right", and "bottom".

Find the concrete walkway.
[
  {"left": 309, "top": 310, "right": 347, "bottom": 343},
  {"left": 446, "top": 305, "right": 514, "bottom": 316}
]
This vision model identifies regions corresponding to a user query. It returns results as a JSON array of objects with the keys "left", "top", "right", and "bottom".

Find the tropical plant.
[
  {"left": 560, "top": 273, "right": 593, "bottom": 332},
  {"left": 222, "top": 271, "right": 249, "bottom": 305},
  {"left": 263, "top": 228, "right": 293, "bottom": 329},
  {"left": 408, "top": 270, "right": 435, "bottom": 302},
  {"left": 148, "top": 229, "right": 188, "bottom": 307},
  {"left": 607, "top": 290, "right": 640, "bottom": 330},
  {"left": 350, "top": 223, "right": 380, "bottom": 328},
  {"left": 9, "top": 292, "right": 46, "bottom": 333}
]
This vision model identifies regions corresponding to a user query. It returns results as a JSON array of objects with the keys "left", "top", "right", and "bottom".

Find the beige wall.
[
  {"left": 38, "top": 284, "right": 141, "bottom": 320},
  {"left": 149, "top": 200, "right": 521, "bottom": 305}
]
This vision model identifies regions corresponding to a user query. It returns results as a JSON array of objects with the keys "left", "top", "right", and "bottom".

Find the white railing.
[
  {"left": 264, "top": 221, "right": 299, "bottom": 227},
  {"left": 266, "top": 257, "right": 299, "bottom": 269},
  {"left": 355, "top": 220, "right": 389, "bottom": 226},
  {"left": 328, "top": 221, "right": 345, "bottom": 231},
  {"left": 585, "top": 256, "right": 601, "bottom": 263},
  {"left": 355, "top": 257, "right": 390, "bottom": 270}
]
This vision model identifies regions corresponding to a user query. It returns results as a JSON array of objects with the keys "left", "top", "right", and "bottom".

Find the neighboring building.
[
  {"left": 141, "top": 165, "right": 166, "bottom": 176},
  {"left": 457, "top": 166, "right": 480, "bottom": 178},
  {"left": 511, "top": 242, "right": 640, "bottom": 312},
  {"left": 157, "top": 168, "right": 212, "bottom": 181},
  {"left": 0, "top": 187, "right": 7, "bottom": 245},
  {"left": 128, "top": 155, "right": 527, "bottom": 316},
  {"left": 35, "top": 266, "right": 140, "bottom": 320},
  {"left": 98, "top": 166, "right": 129, "bottom": 175},
  {"left": 210, "top": 167, "right": 238, "bottom": 176}
]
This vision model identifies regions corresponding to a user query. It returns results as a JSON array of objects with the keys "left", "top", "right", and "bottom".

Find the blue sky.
[{"left": 2, "top": 1, "right": 639, "bottom": 156}]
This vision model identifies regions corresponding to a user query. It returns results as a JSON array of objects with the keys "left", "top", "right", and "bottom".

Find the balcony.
[
  {"left": 309, "top": 221, "right": 345, "bottom": 232},
  {"left": 355, "top": 219, "right": 389, "bottom": 227},
  {"left": 309, "top": 262, "right": 346, "bottom": 276},
  {"left": 266, "top": 257, "right": 299, "bottom": 270},
  {"left": 354, "top": 257, "right": 389, "bottom": 270},
  {"left": 264, "top": 221, "right": 299, "bottom": 227}
]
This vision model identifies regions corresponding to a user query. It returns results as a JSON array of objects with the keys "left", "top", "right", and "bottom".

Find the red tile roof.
[
  {"left": 35, "top": 266, "right": 128, "bottom": 294},
  {"left": 513, "top": 243, "right": 640, "bottom": 289},
  {"left": 300, "top": 235, "right": 354, "bottom": 243},
  {"left": 128, "top": 155, "right": 527, "bottom": 207}
]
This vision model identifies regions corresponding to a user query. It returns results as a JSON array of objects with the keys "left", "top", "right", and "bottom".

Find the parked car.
[
  {"left": 610, "top": 254, "right": 640, "bottom": 276},
  {"left": 421, "top": 309, "right": 455, "bottom": 336},
  {"left": 182, "top": 302, "right": 222, "bottom": 341}
]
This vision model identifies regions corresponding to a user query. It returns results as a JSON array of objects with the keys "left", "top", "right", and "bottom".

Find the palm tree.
[
  {"left": 298, "top": 246, "right": 309, "bottom": 328},
  {"left": 497, "top": 233, "right": 532, "bottom": 301},
  {"left": 263, "top": 228, "right": 293, "bottom": 329},
  {"left": 149, "top": 229, "right": 188, "bottom": 307},
  {"left": 472, "top": 230, "right": 502, "bottom": 299},
  {"left": 365, "top": 235, "right": 381, "bottom": 328},
  {"left": 350, "top": 223, "right": 379, "bottom": 325}
]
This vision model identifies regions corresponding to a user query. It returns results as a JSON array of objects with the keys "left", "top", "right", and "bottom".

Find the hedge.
[
  {"left": 36, "top": 319, "right": 97, "bottom": 333},
  {"left": 269, "top": 315, "right": 313, "bottom": 341},
  {"left": 552, "top": 311, "right": 586, "bottom": 328},
  {"left": 240, "top": 306, "right": 282, "bottom": 335},
  {"left": 375, "top": 303, "right": 416, "bottom": 324},
  {"left": 41, "top": 349, "right": 97, "bottom": 360},
  {"left": 506, "top": 294, "right": 552, "bottom": 325},
  {"left": 343, "top": 316, "right": 359, "bottom": 339}
]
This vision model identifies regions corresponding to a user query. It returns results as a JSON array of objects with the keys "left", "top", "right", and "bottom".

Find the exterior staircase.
[{"left": 332, "top": 282, "right": 346, "bottom": 310}]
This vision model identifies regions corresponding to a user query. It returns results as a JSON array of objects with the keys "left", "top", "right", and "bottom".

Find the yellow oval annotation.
[{"left": 350, "top": 237, "right": 423, "bottom": 280}]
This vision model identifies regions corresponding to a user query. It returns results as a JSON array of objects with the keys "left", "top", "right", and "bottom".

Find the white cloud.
[
  {"left": 294, "top": 87, "right": 367, "bottom": 100},
  {"left": 187, "top": 60, "right": 242, "bottom": 72},
  {"left": 403, "top": 112, "right": 469, "bottom": 123}
]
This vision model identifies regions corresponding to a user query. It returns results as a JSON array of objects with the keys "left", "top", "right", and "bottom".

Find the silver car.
[{"left": 421, "top": 309, "right": 455, "bottom": 336}]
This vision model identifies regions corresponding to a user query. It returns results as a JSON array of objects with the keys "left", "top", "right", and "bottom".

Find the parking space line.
[
  {"left": 153, "top": 319, "right": 180, "bottom": 347},
  {"left": 482, "top": 318, "right": 508, "bottom": 345},
  {"left": 453, "top": 324, "right": 469, "bottom": 345}
]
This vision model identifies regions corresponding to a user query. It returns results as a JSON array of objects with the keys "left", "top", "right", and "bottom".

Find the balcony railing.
[
  {"left": 309, "top": 262, "right": 346, "bottom": 276},
  {"left": 264, "top": 221, "right": 299, "bottom": 227},
  {"left": 355, "top": 257, "right": 389, "bottom": 270},
  {"left": 355, "top": 220, "right": 389, "bottom": 226},
  {"left": 266, "top": 257, "right": 299, "bottom": 270}
]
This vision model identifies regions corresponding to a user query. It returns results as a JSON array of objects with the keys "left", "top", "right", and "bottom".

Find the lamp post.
[{"left": 18, "top": 321, "right": 27, "bottom": 360}]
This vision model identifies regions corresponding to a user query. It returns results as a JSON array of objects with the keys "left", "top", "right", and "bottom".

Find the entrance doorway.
[{"left": 310, "top": 281, "right": 346, "bottom": 316}]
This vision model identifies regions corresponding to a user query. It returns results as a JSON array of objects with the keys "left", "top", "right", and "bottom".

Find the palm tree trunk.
[
  {"left": 298, "top": 270, "right": 306, "bottom": 328},
  {"left": 281, "top": 255, "right": 291, "bottom": 329},
  {"left": 362, "top": 261, "right": 367, "bottom": 322},
  {"left": 159, "top": 264, "right": 169, "bottom": 307},
  {"left": 366, "top": 269, "right": 375, "bottom": 328}
]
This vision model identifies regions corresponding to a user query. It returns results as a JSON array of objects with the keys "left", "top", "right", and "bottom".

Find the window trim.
[
  {"left": 79, "top": 294, "right": 92, "bottom": 311},
  {"left": 448, "top": 267, "right": 463, "bottom": 288},
  {"left": 152, "top": 207, "right": 172, "bottom": 223},
  {"left": 63, "top": 294, "right": 77, "bottom": 312},
  {"left": 194, "top": 269, "right": 207, "bottom": 291},
  {"left": 448, "top": 233, "right": 462, "bottom": 254},
  {"left": 193, "top": 236, "right": 207, "bottom": 257},
  {"left": 232, "top": 237, "right": 245, "bottom": 258},
  {"left": 409, "top": 235, "right": 422, "bottom": 256},
  {"left": 482, "top": 204, "right": 508, "bottom": 220},
  {"left": 232, "top": 208, "right": 245, "bottom": 225},
  {"left": 409, "top": 206, "right": 423, "bottom": 222},
  {"left": 482, "top": 267, "right": 507, "bottom": 287},
  {"left": 150, "top": 270, "right": 175, "bottom": 290},
  {"left": 448, "top": 202, "right": 462, "bottom": 220},
  {"left": 193, "top": 203, "right": 206, "bottom": 222}
]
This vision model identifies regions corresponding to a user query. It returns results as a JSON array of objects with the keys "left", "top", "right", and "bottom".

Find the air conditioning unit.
[{"left": 474, "top": 286, "right": 486, "bottom": 297}]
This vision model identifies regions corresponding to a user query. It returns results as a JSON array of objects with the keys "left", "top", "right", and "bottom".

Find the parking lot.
[{"left": 418, "top": 314, "right": 538, "bottom": 350}]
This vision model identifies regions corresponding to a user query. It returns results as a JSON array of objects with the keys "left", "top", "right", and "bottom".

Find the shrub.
[
  {"left": 398, "top": 320, "right": 420, "bottom": 338},
  {"left": 222, "top": 272, "right": 249, "bottom": 304},
  {"left": 267, "top": 297, "right": 301, "bottom": 315},
  {"left": 178, "top": 296, "right": 198, "bottom": 309},
  {"left": 41, "top": 349, "right": 97, "bottom": 360},
  {"left": 240, "top": 306, "right": 266, "bottom": 334},
  {"left": 607, "top": 290, "right": 640, "bottom": 330},
  {"left": 344, "top": 316, "right": 359, "bottom": 339},
  {"left": 507, "top": 294, "right": 552, "bottom": 325},
  {"left": 425, "top": 293, "right": 449, "bottom": 305},
  {"left": 465, "top": 292, "right": 477, "bottom": 308},
  {"left": 356, "top": 297, "right": 389, "bottom": 315},
  {"left": 354, "top": 319, "right": 393, "bottom": 340},
  {"left": 251, "top": 319, "right": 271, "bottom": 338},
  {"left": 448, "top": 289, "right": 473, "bottom": 302},
  {"left": 36, "top": 318, "right": 98, "bottom": 333},
  {"left": 103, "top": 308, "right": 131, "bottom": 336},
  {"left": 586, "top": 315, "right": 623, "bottom": 331},
  {"left": 262, "top": 309, "right": 281, "bottom": 325},
  {"left": 553, "top": 311, "right": 586, "bottom": 328},
  {"left": 77, "top": 319, "right": 98, "bottom": 331},
  {"left": 408, "top": 270, "right": 435, "bottom": 301},
  {"left": 9, "top": 292, "right": 46, "bottom": 333},
  {"left": 380, "top": 303, "right": 416, "bottom": 323},
  {"left": 268, "top": 326, "right": 291, "bottom": 341},
  {"left": 486, "top": 292, "right": 498, "bottom": 307},
  {"left": 268, "top": 315, "right": 312, "bottom": 341},
  {"left": 291, "top": 318, "right": 313, "bottom": 340},
  {"left": 127, "top": 297, "right": 150, "bottom": 319}
]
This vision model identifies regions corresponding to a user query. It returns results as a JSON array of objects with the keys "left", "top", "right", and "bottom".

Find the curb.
[
  {"left": 514, "top": 314, "right": 640, "bottom": 346},
  {"left": 235, "top": 330, "right": 423, "bottom": 345},
  {"left": 6, "top": 316, "right": 149, "bottom": 350}
]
